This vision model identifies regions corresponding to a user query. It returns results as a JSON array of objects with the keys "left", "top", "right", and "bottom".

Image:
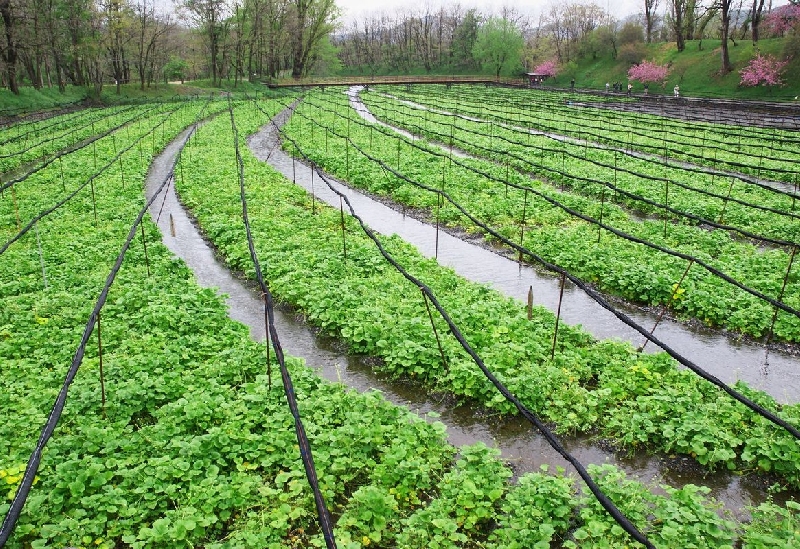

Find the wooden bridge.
[{"left": 265, "top": 75, "right": 527, "bottom": 89}]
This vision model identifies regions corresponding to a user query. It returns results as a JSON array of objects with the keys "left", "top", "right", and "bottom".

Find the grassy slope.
[
  {"left": 0, "top": 85, "right": 88, "bottom": 115},
  {"left": 556, "top": 38, "right": 800, "bottom": 100}
]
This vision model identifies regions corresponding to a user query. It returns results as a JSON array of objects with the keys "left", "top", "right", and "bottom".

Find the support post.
[{"left": 551, "top": 273, "right": 566, "bottom": 360}]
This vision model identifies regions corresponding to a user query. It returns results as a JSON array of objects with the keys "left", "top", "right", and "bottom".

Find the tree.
[
  {"left": 533, "top": 58, "right": 558, "bottom": 77},
  {"left": 183, "top": 0, "right": 229, "bottom": 86},
  {"left": 0, "top": 0, "right": 20, "bottom": 93},
  {"left": 134, "top": 0, "right": 173, "bottom": 90},
  {"left": 288, "top": 0, "right": 337, "bottom": 78},
  {"left": 163, "top": 55, "right": 188, "bottom": 82},
  {"left": 472, "top": 15, "right": 523, "bottom": 80},
  {"left": 644, "top": 0, "right": 661, "bottom": 43},
  {"left": 764, "top": 3, "right": 800, "bottom": 35},
  {"left": 102, "top": 0, "right": 133, "bottom": 95},
  {"left": 739, "top": 52, "right": 788, "bottom": 86},
  {"left": 720, "top": 0, "right": 733, "bottom": 73},
  {"left": 450, "top": 8, "right": 479, "bottom": 70},
  {"left": 750, "top": 0, "right": 766, "bottom": 44},
  {"left": 543, "top": 2, "right": 606, "bottom": 63},
  {"left": 669, "top": 0, "right": 688, "bottom": 51},
  {"left": 627, "top": 59, "right": 670, "bottom": 84}
]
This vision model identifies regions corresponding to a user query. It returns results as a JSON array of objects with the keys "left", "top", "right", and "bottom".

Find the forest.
[{"left": 1, "top": 0, "right": 799, "bottom": 96}]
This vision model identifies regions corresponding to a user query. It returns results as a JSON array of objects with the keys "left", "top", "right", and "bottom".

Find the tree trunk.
[
  {"left": 720, "top": 0, "right": 733, "bottom": 73},
  {"left": 751, "top": 0, "right": 765, "bottom": 45},
  {"left": 0, "top": 0, "right": 20, "bottom": 94}
]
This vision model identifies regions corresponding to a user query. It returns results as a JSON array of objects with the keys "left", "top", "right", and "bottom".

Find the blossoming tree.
[
  {"left": 626, "top": 60, "right": 670, "bottom": 86},
  {"left": 764, "top": 3, "right": 800, "bottom": 36},
  {"left": 739, "top": 53, "right": 789, "bottom": 87},
  {"left": 532, "top": 59, "right": 559, "bottom": 78}
]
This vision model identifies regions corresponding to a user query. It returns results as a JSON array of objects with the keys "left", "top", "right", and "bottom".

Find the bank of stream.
[{"left": 145, "top": 109, "right": 795, "bottom": 526}]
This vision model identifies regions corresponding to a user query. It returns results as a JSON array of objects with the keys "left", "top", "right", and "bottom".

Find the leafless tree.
[{"left": 644, "top": 0, "right": 661, "bottom": 42}]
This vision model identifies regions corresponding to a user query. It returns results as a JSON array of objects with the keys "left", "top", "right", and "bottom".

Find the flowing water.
[{"left": 145, "top": 111, "right": 796, "bottom": 526}]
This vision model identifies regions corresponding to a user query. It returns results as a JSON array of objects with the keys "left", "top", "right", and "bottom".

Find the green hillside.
[{"left": 555, "top": 38, "right": 800, "bottom": 101}]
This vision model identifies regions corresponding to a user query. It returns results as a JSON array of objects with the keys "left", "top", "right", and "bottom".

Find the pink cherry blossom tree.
[
  {"left": 533, "top": 59, "right": 559, "bottom": 78},
  {"left": 739, "top": 53, "right": 789, "bottom": 87},
  {"left": 626, "top": 60, "right": 670, "bottom": 85},
  {"left": 764, "top": 3, "right": 800, "bottom": 36}
]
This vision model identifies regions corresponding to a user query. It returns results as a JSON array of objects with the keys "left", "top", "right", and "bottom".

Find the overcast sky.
[
  {"left": 334, "top": 0, "right": 792, "bottom": 25},
  {"left": 336, "top": 0, "right": 652, "bottom": 23}
]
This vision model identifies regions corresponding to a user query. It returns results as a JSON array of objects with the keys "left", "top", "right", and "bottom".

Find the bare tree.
[
  {"left": 720, "top": 0, "right": 733, "bottom": 71},
  {"left": 134, "top": 0, "right": 173, "bottom": 89},
  {"left": 750, "top": 0, "right": 766, "bottom": 43},
  {"left": 0, "top": 0, "right": 20, "bottom": 93},
  {"left": 543, "top": 2, "right": 605, "bottom": 63},
  {"left": 668, "top": 0, "right": 688, "bottom": 50},
  {"left": 644, "top": 0, "right": 661, "bottom": 42},
  {"left": 183, "top": 0, "right": 229, "bottom": 85}
]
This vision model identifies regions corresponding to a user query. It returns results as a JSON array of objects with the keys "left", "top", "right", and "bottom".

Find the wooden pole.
[
  {"left": 527, "top": 285, "right": 533, "bottom": 320},
  {"left": 551, "top": 273, "right": 566, "bottom": 359},
  {"left": 97, "top": 312, "right": 106, "bottom": 419},
  {"left": 422, "top": 288, "right": 448, "bottom": 374}
]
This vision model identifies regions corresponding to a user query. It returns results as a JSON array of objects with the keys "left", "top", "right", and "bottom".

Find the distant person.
[
  {"left": 571, "top": 78, "right": 575, "bottom": 90},
  {"left": 644, "top": 83, "right": 649, "bottom": 95},
  {"left": 605, "top": 82, "right": 610, "bottom": 93},
  {"left": 674, "top": 85, "right": 680, "bottom": 98},
  {"left": 627, "top": 83, "right": 632, "bottom": 96}
]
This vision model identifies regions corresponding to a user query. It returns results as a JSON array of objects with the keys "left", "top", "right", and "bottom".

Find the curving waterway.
[{"left": 145, "top": 108, "right": 796, "bottom": 525}]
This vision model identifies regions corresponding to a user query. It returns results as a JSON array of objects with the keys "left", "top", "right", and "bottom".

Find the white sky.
[
  {"left": 334, "top": 0, "right": 792, "bottom": 25},
  {"left": 336, "top": 0, "right": 650, "bottom": 23}
]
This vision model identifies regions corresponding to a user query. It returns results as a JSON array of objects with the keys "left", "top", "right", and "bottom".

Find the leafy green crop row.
[
  {"left": 286, "top": 91, "right": 800, "bottom": 344},
  {"left": 0, "top": 103, "right": 162, "bottom": 174},
  {"left": 0, "top": 99, "right": 458, "bottom": 548},
  {"left": 387, "top": 84, "right": 800, "bottom": 183},
  {"left": 174, "top": 98, "right": 800, "bottom": 546},
  {"left": 363, "top": 91, "right": 800, "bottom": 246},
  {"left": 2, "top": 96, "right": 797, "bottom": 548}
]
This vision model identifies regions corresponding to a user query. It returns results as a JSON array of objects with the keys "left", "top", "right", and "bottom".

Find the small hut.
[{"left": 525, "top": 72, "right": 550, "bottom": 87}]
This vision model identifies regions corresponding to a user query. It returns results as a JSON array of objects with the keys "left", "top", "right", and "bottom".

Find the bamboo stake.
[
  {"left": 639, "top": 259, "right": 694, "bottom": 352},
  {"left": 518, "top": 189, "right": 528, "bottom": 264},
  {"left": 339, "top": 196, "right": 347, "bottom": 262},
  {"left": 551, "top": 273, "right": 566, "bottom": 360},
  {"left": 141, "top": 224, "right": 151, "bottom": 276},
  {"left": 527, "top": 286, "right": 533, "bottom": 320},
  {"left": 763, "top": 246, "right": 798, "bottom": 367},
  {"left": 422, "top": 288, "right": 448, "bottom": 374},
  {"left": 35, "top": 221, "right": 48, "bottom": 289},
  {"left": 97, "top": 312, "right": 106, "bottom": 419},
  {"left": 12, "top": 186, "right": 21, "bottom": 232}
]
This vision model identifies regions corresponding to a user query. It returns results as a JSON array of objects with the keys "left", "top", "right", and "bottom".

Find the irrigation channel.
[{"left": 144, "top": 106, "right": 799, "bottom": 524}]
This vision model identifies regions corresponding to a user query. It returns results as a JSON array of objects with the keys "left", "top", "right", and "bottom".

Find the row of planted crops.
[{"left": 0, "top": 85, "right": 798, "bottom": 548}]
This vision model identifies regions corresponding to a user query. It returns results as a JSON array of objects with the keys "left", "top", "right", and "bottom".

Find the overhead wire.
[
  {"left": 0, "top": 104, "right": 140, "bottom": 158},
  {"left": 368, "top": 92, "right": 800, "bottom": 212},
  {"left": 0, "top": 103, "right": 168, "bottom": 195},
  {"left": 362, "top": 95, "right": 800, "bottom": 247},
  {"left": 0, "top": 104, "right": 186, "bottom": 256}
]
